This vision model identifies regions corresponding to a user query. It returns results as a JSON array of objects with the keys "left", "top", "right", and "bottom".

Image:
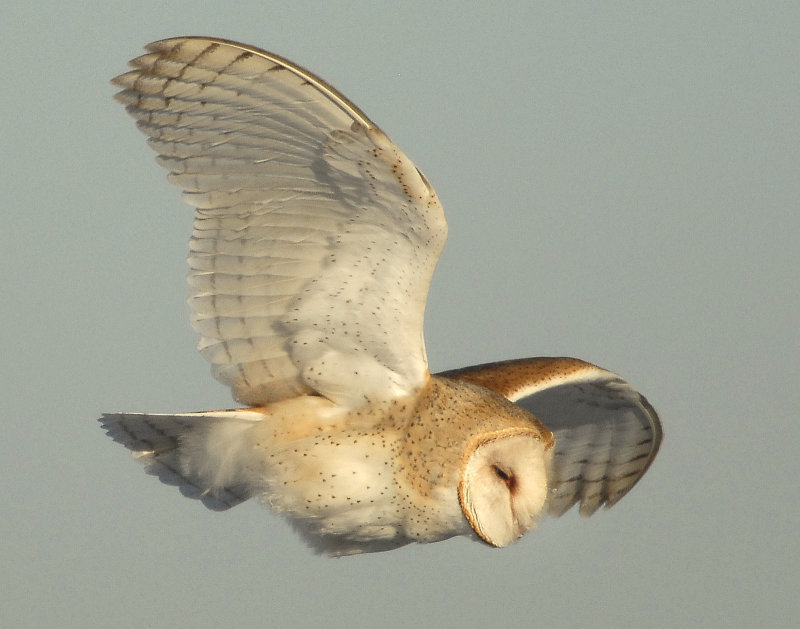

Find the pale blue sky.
[{"left": 3, "top": 2, "right": 798, "bottom": 627}]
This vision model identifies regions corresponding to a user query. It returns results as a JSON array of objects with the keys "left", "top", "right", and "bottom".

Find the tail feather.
[{"left": 99, "top": 410, "right": 264, "bottom": 510}]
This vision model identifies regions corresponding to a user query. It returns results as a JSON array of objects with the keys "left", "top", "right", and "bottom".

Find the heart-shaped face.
[{"left": 458, "top": 428, "right": 552, "bottom": 547}]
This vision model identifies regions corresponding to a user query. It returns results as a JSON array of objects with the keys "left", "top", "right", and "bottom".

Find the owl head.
[{"left": 458, "top": 427, "right": 552, "bottom": 547}]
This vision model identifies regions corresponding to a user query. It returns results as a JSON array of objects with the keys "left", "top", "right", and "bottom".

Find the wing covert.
[{"left": 113, "top": 37, "right": 447, "bottom": 408}]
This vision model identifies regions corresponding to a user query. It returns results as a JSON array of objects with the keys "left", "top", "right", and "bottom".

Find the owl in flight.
[{"left": 102, "top": 37, "right": 662, "bottom": 556}]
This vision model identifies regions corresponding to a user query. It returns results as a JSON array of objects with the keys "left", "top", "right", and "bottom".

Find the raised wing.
[
  {"left": 438, "top": 357, "right": 662, "bottom": 517},
  {"left": 113, "top": 37, "right": 447, "bottom": 408}
]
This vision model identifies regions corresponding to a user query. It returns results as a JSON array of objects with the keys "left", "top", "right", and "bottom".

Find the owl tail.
[{"left": 99, "top": 410, "right": 265, "bottom": 511}]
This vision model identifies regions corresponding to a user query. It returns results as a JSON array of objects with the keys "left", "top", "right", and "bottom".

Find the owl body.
[
  {"left": 102, "top": 37, "right": 662, "bottom": 556},
  {"left": 116, "top": 377, "right": 554, "bottom": 554}
]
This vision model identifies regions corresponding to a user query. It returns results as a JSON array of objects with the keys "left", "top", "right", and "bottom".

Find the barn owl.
[{"left": 101, "top": 37, "right": 662, "bottom": 556}]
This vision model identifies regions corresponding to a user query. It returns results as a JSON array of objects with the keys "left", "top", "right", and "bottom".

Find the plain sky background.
[{"left": 3, "top": 2, "right": 798, "bottom": 627}]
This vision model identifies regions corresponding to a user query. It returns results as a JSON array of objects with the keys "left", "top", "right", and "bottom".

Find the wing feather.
[
  {"left": 438, "top": 357, "right": 662, "bottom": 517},
  {"left": 113, "top": 37, "right": 447, "bottom": 408}
]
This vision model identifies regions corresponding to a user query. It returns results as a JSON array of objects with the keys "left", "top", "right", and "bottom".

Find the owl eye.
[{"left": 492, "top": 464, "right": 516, "bottom": 492}]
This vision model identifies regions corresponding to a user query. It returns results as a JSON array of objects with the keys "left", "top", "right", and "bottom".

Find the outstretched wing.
[
  {"left": 438, "top": 357, "right": 662, "bottom": 517},
  {"left": 113, "top": 37, "right": 447, "bottom": 408}
]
